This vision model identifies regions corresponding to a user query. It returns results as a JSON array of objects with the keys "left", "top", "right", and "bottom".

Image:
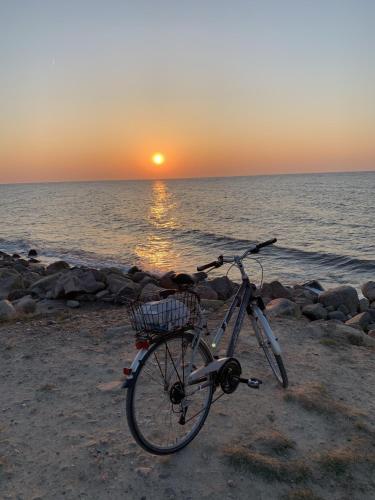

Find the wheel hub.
[{"left": 170, "top": 381, "right": 185, "bottom": 404}]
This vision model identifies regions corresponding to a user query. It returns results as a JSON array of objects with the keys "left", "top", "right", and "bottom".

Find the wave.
[{"left": 1, "top": 228, "right": 374, "bottom": 276}]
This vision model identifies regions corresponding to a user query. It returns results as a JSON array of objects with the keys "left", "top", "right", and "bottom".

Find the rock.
[
  {"left": 359, "top": 297, "right": 369, "bottom": 312},
  {"left": 159, "top": 271, "right": 177, "bottom": 289},
  {"left": 260, "top": 281, "right": 292, "bottom": 300},
  {"left": 371, "top": 301, "right": 375, "bottom": 309},
  {"left": 46, "top": 261, "right": 70, "bottom": 275},
  {"left": 28, "top": 257, "right": 40, "bottom": 264},
  {"left": 28, "top": 249, "right": 38, "bottom": 257},
  {"left": 0, "top": 300, "right": 17, "bottom": 321},
  {"left": 135, "top": 466, "right": 153, "bottom": 478},
  {"left": 54, "top": 269, "right": 105, "bottom": 298},
  {"left": 325, "top": 305, "right": 335, "bottom": 313},
  {"left": 307, "top": 320, "right": 375, "bottom": 347},
  {"left": 361, "top": 281, "right": 375, "bottom": 302},
  {"left": 266, "top": 298, "right": 300, "bottom": 318},
  {"left": 105, "top": 273, "right": 133, "bottom": 294},
  {"left": 66, "top": 300, "right": 80, "bottom": 309},
  {"left": 291, "top": 288, "right": 316, "bottom": 307},
  {"left": 139, "top": 283, "right": 164, "bottom": 301},
  {"left": 345, "top": 312, "right": 372, "bottom": 332},
  {"left": 327, "top": 310, "right": 346, "bottom": 322},
  {"left": 368, "top": 329, "right": 375, "bottom": 338},
  {"left": 127, "top": 266, "right": 141, "bottom": 275},
  {"left": 200, "top": 299, "right": 224, "bottom": 311},
  {"left": 192, "top": 271, "right": 208, "bottom": 283},
  {"left": 130, "top": 271, "right": 149, "bottom": 283},
  {"left": 300, "top": 280, "right": 324, "bottom": 292},
  {"left": 318, "top": 285, "right": 359, "bottom": 315},
  {"left": 29, "top": 272, "right": 63, "bottom": 298},
  {"left": 12, "top": 253, "right": 21, "bottom": 259},
  {"left": 194, "top": 284, "right": 218, "bottom": 300},
  {"left": 208, "top": 276, "right": 237, "bottom": 300},
  {"left": 14, "top": 296, "right": 36, "bottom": 314},
  {"left": 0, "top": 268, "right": 24, "bottom": 299},
  {"left": 302, "top": 303, "right": 328, "bottom": 321},
  {"left": 13, "top": 261, "right": 29, "bottom": 273},
  {"left": 28, "top": 263, "right": 45, "bottom": 274},
  {"left": 96, "top": 289, "right": 109, "bottom": 300},
  {"left": 337, "top": 304, "right": 350, "bottom": 315},
  {"left": 7, "top": 288, "right": 30, "bottom": 301}
]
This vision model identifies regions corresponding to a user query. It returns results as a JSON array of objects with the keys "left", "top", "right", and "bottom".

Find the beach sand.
[{"left": 1, "top": 303, "right": 375, "bottom": 500}]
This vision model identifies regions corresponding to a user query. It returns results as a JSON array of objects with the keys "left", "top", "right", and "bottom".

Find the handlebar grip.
[
  {"left": 197, "top": 260, "right": 221, "bottom": 272},
  {"left": 256, "top": 238, "right": 277, "bottom": 250}
]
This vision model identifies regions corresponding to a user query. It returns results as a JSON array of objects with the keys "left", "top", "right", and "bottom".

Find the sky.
[{"left": 0, "top": 0, "right": 374, "bottom": 183}]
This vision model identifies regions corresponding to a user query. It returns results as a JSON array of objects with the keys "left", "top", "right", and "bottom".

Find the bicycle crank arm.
[{"left": 187, "top": 357, "right": 230, "bottom": 385}]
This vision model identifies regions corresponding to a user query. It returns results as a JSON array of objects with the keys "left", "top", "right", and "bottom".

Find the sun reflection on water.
[{"left": 135, "top": 181, "right": 180, "bottom": 270}]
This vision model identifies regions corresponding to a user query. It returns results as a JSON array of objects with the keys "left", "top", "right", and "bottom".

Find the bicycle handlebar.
[{"left": 196, "top": 238, "right": 277, "bottom": 271}]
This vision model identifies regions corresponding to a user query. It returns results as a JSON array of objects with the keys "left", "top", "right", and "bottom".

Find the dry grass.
[
  {"left": 316, "top": 446, "right": 375, "bottom": 477},
  {"left": 284, "top": 382, "right": 366, "bottom": 420},
  {"left": 283, "top": 488, "right": 323, "bottom": 500},
  {"left": 252, "top": 429, "right": 295, "bottom": 456},
  {"left": 223, "top": 446, "right": 310, "bottom": 482},
  {"left": 319, "top": 338, "right": 338, "bottom": 346}
]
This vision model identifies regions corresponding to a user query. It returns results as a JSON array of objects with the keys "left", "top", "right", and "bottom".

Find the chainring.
[{"left": 217, "top": 358, "right": 242, "bottom": 394}]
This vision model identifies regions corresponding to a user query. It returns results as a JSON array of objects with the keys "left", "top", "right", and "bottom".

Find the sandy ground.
[{"left": 1, "top": 303, "right": 375, "bottom": 500}]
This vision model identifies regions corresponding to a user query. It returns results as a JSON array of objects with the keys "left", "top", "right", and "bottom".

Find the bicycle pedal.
[{"left": 247, "top": 378, "right": 262, "bottom": 389}]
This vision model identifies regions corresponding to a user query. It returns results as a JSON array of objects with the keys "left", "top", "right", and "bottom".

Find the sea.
[{"left": 0, "top": 172, "right": 374, "bottom": 289}]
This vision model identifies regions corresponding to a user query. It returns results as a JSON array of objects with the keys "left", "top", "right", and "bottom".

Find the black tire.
[
  {"left": 126, "top": 331, "right": 214, "bottom": 454},
  {"left": 249, "top": 314, "right": 288, "bottom": 388}
]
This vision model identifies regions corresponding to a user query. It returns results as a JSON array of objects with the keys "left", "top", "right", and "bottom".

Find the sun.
[{"left": 151, "top": 152, "right": 165, "bottom": 165}]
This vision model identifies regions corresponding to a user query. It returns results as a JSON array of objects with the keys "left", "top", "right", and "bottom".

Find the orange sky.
[{"left": 1, "top": 1, "right": 374, "bottom": 183}]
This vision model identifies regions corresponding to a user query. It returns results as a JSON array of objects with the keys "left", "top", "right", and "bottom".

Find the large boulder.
[
  {"left": 139, "top": 283, "right": 164, "bottom": 302},
  {"left": 29, "top": 272, "right": 63, "bottom": 298},
  {"left": 14, "top": 296, "right": 36, "bottom": 314},
  {"left": 345, "top": 312, "right": 372, "bottom": 332},
  {"left": 361, "top": 282, "right": 375, "bottom": 302},
  {"left": 159, "top": 271, "right": 177, "bottom": 289},
  {"left": 194, "top": 284, "right": 218, "bottom": 300},
  {"left": 46, "top": 261, "right": 70, "bottom": 275},
  {"left": 0, "top": 268, "right": 24, "bottom": 299},
  {"left": 260, "top": 281, "right": 292, "bottom": 300},
  {"left": 207, "top": 276, "right": 237, "bottom": 300},
  {"left": 302, "top": 303, "right": 328, "bottom": 321},
  {"left": 0, "top": 300, "right": 17, "bottom": 321},
  {"left": 318, "top": 285, "right": 359, "bottom": 315},
  {"left": 359, "top": 297, "right": 370, "bottom": 312},
  {"left": 105, "top": 272, "right": 134, "bottom": 294},
  {"left": 266, "top": 298, "right": 300, "bottom": 318},
  {"left": 291, "top": 288, "right": 316, "bottom": 307},
  {"left": 53, "top": 268, "right": 106, "bottom": 298}
]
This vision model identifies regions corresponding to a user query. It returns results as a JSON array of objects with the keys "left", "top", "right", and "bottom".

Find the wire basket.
[{"left": 126, "top": 291, "right": 201, "bottom": 337}]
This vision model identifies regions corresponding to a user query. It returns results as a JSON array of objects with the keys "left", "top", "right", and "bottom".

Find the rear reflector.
[
  {"left": 135, "top": 340, "right": 149, "bottom": 350},
  {"left": 123, "top": 367, "right": 132, "bottom": 376}
]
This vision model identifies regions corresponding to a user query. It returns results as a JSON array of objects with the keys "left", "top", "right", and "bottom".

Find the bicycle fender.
[
  {"left": 122, "top": 348, "right": 149, "bottom": 388},
  {"left": 253, "top": 306, "right": 282, "bottom": 356}
]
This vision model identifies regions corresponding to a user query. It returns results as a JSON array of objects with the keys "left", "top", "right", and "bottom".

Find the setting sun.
[{"left": 151, "top": 152, "right": 165, "bottom": 166}]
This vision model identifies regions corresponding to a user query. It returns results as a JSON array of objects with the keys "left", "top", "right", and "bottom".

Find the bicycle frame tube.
[
  {"left": 226, "top": 282, "right": 253, "bottom": 358},
  {"left": 210, "top": 280, "right": 246, "bottom": 349}
]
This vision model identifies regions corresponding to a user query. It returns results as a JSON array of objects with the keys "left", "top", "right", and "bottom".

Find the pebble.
[
  {"left": 66, "top": 300, "right": 80, "bottom": 309},
  {"left": 227, "top": 479, "right": 235, "bottom": 488}
]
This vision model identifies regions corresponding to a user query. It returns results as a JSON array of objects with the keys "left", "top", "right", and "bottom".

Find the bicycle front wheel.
[
  {"left": 249, "top": 313, "right": 288, "bottom": 388},
  {"left": 126, "top": 331, "right": 214, "bottom": 454}
]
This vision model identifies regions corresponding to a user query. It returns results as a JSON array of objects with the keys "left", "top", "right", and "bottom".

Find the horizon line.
[{"left": 0, "top": 167, "right": 374, "bottom": 186}]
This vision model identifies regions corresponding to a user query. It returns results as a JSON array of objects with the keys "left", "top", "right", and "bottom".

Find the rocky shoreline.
[{"left": 0, "top": 248, "right": 374, "bottom": 338}]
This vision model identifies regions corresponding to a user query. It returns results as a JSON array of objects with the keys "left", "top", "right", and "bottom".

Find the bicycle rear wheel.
[
  {"left": 249, "top": 314, "right": 288, "bottom": 388},
  {"left": 126, "top": 331, "right": 214, "bottom": 454}
]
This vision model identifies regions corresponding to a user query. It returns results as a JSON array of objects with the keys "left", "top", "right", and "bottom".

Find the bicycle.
[{"left": 123, "top": 238, "right": 288, "bottom": 455}]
